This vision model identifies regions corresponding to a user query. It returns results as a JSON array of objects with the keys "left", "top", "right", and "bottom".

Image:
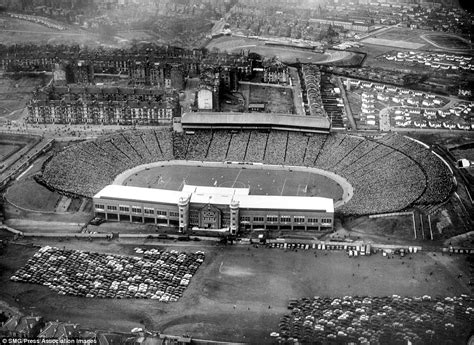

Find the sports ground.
[
  {"left": 120, "top": 164, "right": 344, "bottom": 201},
  {"left": 206, "top": 36, "right": 355, "bottom": 64}
]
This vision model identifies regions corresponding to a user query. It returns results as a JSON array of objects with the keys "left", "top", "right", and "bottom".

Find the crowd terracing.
[
  {"left": 273, "top": 295, "right": 474, "bottom": 344},
  {"left": 38, "top": 129, "right": 454, "bottom": 216},
  {"left": 10, "top": 246, "right": 204, "bottom": 301}
]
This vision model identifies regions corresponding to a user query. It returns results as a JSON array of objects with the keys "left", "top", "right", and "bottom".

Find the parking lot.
[
  {"left": 11, "top": 246, "right": 205, "bottom": 301},
  {"left": 0, "top": 238, "right": 470, "bottom": 343}
]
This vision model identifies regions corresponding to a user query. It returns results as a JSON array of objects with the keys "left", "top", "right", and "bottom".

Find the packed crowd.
[
  {"left": 40, "top": 129, "right": 454, "bottom": 215},
  {"left": 40, "top": 129, "right": 173, "bottom": 196},
  {"left": 273, "top": 295, "right": 474, "bottom": 344},
  {"left": 378, "top": 134, "right": 454, "bottom": 205},
  {"left": 264, "top": 131, "right": 288, "bottom": 165},
  {"left": 11, "top": 246, "right": 204, "bottom": 302}
]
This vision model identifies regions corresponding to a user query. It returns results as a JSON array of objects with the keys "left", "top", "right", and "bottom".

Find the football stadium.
[{"left": 36, "top": 127, "right": 454, "bottom": 235}]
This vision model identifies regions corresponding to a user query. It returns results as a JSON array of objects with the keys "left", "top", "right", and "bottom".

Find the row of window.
[
  {"left": 96, "top": 204, "right": 332, "bottom": 224},
  {"left": 95, "top": 204, "right": 179, "bottom": 218},
  {"left": 240, "top": 216, "right": 332, "bottom": 224}
]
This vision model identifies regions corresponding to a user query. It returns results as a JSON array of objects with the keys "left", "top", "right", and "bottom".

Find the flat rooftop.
[{"left": 94, "top": 185, "right": 334, "bottom": 213}]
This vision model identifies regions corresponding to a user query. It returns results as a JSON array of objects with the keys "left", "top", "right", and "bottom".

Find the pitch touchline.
[{"left": 231, "top": 169, "right": 242, "bottom": 188}]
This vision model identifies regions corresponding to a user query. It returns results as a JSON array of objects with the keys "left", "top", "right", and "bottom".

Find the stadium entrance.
[{"left": 199, "top": 204, "right": 221, "bottom": 229}]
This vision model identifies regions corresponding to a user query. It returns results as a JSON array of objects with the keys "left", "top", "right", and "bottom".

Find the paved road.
[
  {"left": 288, "top": 67, "right": 305, "bottom": 116},
  {"left": 335, "top": 77, "right": 357, "bottom": 130}
]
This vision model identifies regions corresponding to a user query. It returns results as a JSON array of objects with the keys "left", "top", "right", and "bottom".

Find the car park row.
[{"left": 10, "top": 246, "right": 205, "bottom": 302}]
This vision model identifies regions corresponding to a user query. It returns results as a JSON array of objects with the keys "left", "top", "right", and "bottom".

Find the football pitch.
[{"left": 123, "top": 165, "right": 344, "bottom": 201}]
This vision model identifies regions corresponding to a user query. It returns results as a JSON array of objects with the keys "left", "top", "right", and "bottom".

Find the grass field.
[
  {"left": 206, "top": 36, "right": 354, "bottom": 64},
  {"left": 361, "top": 37, "right": 425, "bottom": 50},
  {"left": 0, "top": 17, "right": 105, "bottom": 47},
  {"left": 0, "top": 239, "right": 470, "bottom": 343},
  {"left": 0, "top": 76, "right": 46, "bottom": 122},
  {"left": 422, "top": 33, "right": 472, "bottom": 50},
  {"left": 345, "top": 215, "right": 415, "bottom": 243},
  {"left": 123, "top": 165, "right": 343, "bottom": 201},
  {"left": 0, "top": 144, "right": 22, "bottom": 162},
  {"left": 5, "top": 178, "right": 62, "bottom": 212},
  {"left": 372, "top": 28, "right": 429, "bottom": 45},
  {"left": 249, "top": 84, "right": 294, "bottom": 113}
]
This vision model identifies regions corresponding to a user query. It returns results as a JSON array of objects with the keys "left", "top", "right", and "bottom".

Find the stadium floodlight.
[{"left": 457, "top": 159, "right": 473, "bottom": 169}]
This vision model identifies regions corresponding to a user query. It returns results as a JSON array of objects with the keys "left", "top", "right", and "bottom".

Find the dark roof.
[{"left": 181, "top": 112, "right": 330, "bottom": 132}]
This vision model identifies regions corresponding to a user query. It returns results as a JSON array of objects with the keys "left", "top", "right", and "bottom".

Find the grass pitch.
[{"left": 123, "top": 165, "right": 344, "bottom": 201}]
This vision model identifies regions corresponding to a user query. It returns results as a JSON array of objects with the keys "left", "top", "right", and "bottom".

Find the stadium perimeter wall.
[{"left": 112, "top": 160, "right": 354, "bottom": 209}]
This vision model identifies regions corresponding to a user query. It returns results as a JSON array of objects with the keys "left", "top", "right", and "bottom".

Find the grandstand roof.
[
  {"left": 185, "top": 185, "right": 251, "bottom": 205},
  {"left": 94, "top": 185, "right": 333, "bottom": 213},
  {"left": 93, "top": 185, "right": 187, "bottom": 204},
  {"left": 181, "top": 112, "right": 330, "bottom": 132},
  {"left": 182, "top": 185, "right": 250, "bottom": 196},
  {"left": 236, "top": 195, "right": 334, "bottom": 213}
]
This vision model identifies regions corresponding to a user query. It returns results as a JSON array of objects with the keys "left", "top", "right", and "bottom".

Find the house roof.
[{"left": 38, "top": 322, "right": 78, "bottom": 339}]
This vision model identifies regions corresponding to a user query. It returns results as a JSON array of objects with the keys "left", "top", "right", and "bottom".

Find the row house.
[
  {"left": 27, "top": 85, "right": 179, "bottom": 125},
  {"left": 127, "top": 62, "right": 185, "bottom": 89},
  {"left": 28, "top": 100, "right": 178, "bottom": 125},
  {"left": 0, "top": 315, "right": 44, "bottom": 338},
  {"left": 263, "top": 65, "right": 289, "bottom": 85}
]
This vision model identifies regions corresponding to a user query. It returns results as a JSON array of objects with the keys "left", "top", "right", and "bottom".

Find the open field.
[
  {"left": 206, "top": 36, "right": 356, "bottom": 64},
  {"left": 249, "top": 84, "right": 294, "bottom": 113},
  {"left": 0, "top": 144, "right": 22, "bottom": 162},
  {"left": 0, "top": 239, "right": 471, "bottom": 343},
  {"left": 0, "top": 17, "right": 105, "bottom": 47},
  {"left": 343, "top": 215, "right": 416, "bottom": 244},
  {"left": 422, "top": 33, "right": 472, "bottom": 50},
  {"left": 123, "top": 165, "right": 343, "bottom": 201},
  {"left": 361, "top": 37, "right": 425, "bottom": 50},
  {"left": 0, "top": 76, "right": 47, "bottom": 123},
  {"left": 5, "top": 179, "right": 63, "bottom": 212},
  {"left": 369, "top": 28, "right": 429, "bottom": 46}
]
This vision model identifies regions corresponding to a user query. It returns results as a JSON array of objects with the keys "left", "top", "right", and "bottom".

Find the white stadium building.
[{"left": 93, "top": 184, "right": 334, "bottom": 235}]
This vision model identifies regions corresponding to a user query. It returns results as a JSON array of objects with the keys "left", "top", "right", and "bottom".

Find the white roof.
[
  {"left": 182, "top": 185, "right": 250, "bottom": 196},
  {"left": 94, "top": 185, "right": 334, "bottom": 213},
  {"left": 235, "top": 195, "right": 334, "bottom": 213},
  {"left": 93, "top": 185, "right": 186, "bottom": 204}
]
